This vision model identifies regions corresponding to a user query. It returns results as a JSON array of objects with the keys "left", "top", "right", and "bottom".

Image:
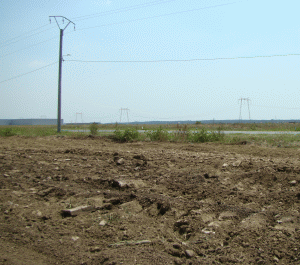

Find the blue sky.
[{"left": 1, "top": 0, "right": 300, "bottom": 123}]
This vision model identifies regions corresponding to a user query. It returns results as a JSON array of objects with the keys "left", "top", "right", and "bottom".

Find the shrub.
[
  {"left": 209, "top": 129, "right": 225, "bottom": 142},
  {"left": 173, "top": 124, "right": 190, "bottom": 142},
  {"left": 0, "top": 128, "right": 17, "bottom": 137},
  {"left": 189, "top": 128, "right": 224, "bottom": 143},
  {"left": 114, "top": 128, "right": 139, "bottom": 142},
  {"left": 89, "top": 123, "right": 99, "bottom": 135},
  {"left": 189, "top": 128, "right": 209, "bottom": 143},
  {"left": 147, "top": 126, "right": 169, "bottom": 141}
]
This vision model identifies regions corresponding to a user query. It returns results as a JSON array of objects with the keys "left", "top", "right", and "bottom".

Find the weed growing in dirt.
[
  {"left": 147, "top": 126, "right": 170, "bottom": 141},
  {"left": 171, "top": 124, "right": 190, "bottom": 142},
  {"left": 89, "top": 123, "right": 99, "bottom": 135},
  {"left": 102, "top": 213, "right": 121, "bottom": 224},
  {"left": 65, "top": 199, "right": 73, "bottom": 209},
  {"left": 113, "top": 128, "right": 140, "bottom": 142}
]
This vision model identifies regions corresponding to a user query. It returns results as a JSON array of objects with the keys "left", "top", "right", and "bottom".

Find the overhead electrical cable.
[
  {"left": 2, "top": 53, "right": 298, "bottom": 84},
  {"left": 1, "top": 2, "right": 236, "bottom": 58},
  {"left": 64, "top": 53, "right": 300, "bottom": 63},
  {"left": 0, "top": 27, "right": 56, "bottom": 49},
  {"left": 0, "top": 0, "right": 176, "bottom": 48},
  {"left": 74, "top": 2, "right": 236, "bottom": 32},
  {"left": 0, "top": 62, "right": 57, "bottom": 84},
  {"left": 71, "top": 0, "right": 177, "bottom": 22},
  {"left": 0, "top": 23, "right": 50, "bottom": 46},
  {"left": 0, "top": 36, "right": 58, "bottom": 59}
]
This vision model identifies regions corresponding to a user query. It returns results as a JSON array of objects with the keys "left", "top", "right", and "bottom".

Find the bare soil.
[{"left": 0, "top": 136, "right": 300, "bottom": 264}]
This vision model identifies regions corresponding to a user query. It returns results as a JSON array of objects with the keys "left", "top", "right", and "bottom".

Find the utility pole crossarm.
[{"left": 49, "top": 16, "right": 76, "bottom": 30}]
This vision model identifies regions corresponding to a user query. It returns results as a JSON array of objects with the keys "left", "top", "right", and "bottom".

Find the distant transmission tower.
[
  {"left": 120, "top": 108, "right": 130, "bottom": 123},
  {"left": 75, "top": 112, "right": 83, "bottom": 123},
  {"left": 239, "top": 98, "right": 251, "bottom": 121}
]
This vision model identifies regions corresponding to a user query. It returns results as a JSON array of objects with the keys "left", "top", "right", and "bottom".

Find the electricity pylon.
[
  {"left": 75, "top": 112, "right": 83, "bottom": 123},
  {"left": 239, "top": 98, "right": 251, "bottom": 121},
  {"left": 120, "top": 108, "right": 130, "bottom": 123},
  {"left": 49, "top": 16, "right": 75, "bottom": 132}
]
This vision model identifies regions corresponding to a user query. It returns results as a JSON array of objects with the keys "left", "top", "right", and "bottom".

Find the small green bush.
[
  {"left": 189, "top": 128, "right": 209, "bottom": 143},
  {"left": 209, "top": 130, "right": 225, "bottom": 142},
  {"left": 89, "top": 123, "right": 99, "bottom": 135},
  {"left": 0, "top": 128, "right": 17, "bottom": 137},
  {"left": 114, "top": 128, "right": 139, "bottom": 142},
  {"left": 147, "top": 126, "right": 169, "bottom": 141},
  {"left": 189, "top": 128, "right": 224, "bottom": 143},
  {"left": 172, "top": 124, "right": 190, "bottom": 142}
]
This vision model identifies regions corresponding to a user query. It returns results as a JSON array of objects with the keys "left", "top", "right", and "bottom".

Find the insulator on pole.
[{"left": 49, "top": 18, "right": 51, "bottom": 24}]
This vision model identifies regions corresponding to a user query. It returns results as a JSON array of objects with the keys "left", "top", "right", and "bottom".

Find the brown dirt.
[{"left": 0, "top": 136, "right": 300, "bottom": 264}]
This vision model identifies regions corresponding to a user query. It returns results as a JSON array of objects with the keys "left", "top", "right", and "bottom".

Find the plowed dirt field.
[{"left": 0, "top": 136, "right": 300, "bottom": 264}]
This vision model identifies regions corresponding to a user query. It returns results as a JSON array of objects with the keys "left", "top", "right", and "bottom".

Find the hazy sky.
[{"left": 1, "top": 0, "right": 300, "bottom": 123}]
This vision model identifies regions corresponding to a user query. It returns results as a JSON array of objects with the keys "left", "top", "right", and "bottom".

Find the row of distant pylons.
[{"left": 72, "top": 101, "right": 249, "bottom": 124}]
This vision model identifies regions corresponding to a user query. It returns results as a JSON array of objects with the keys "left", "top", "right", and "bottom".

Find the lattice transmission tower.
[
  {"left": 75, "top": 112, "right": 83, "bottom": 123},
  {"left": 239, "top": 98, "right": 251, "bottom": 121},
  {"left": 120, "top": 108, "right": 130, "bottom": 123}
]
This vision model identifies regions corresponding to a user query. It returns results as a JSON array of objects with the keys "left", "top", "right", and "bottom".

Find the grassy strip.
[
  {"left": 1, "top": 124, "right": 300, "bottom": 148},
  {"left": 64, "top": 122, "right": 300, "bottom": 132},
  {"left": 0, "top": 125, "right": 86, "bottom": 137},
  {"left": 223, "top": 133, "right": 300, "bottom": 148}
]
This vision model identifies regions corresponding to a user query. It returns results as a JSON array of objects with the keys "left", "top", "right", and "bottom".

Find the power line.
[
  {"left": 71, "top": 0, "right": 177, "bottom": 22},
  {"left": 1, "top": 53, "right": 299, "bottom": 84},
  {"left": 64, "top": 53, "right": 300, "bottom": 63},
  {"left": 0, "top": 0, "right": 175, "bottom": 48},
  {"left": 74, "top": 2, "right": 236, "bottom": 32},
  {"left": 0, "top": 27, "right": 56, "bottom": 49},
  {"left": 0, "top": 62, "right": 57, "bottom": 84},
  {"left": 0, "top": 36, "right": 58, "bottom": 59},
  {"left": 0, "top": 23, "right": 50, "bottom": 46},
  {"left": 0, "top": 2, "right": 236, "bottom": 58}
]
